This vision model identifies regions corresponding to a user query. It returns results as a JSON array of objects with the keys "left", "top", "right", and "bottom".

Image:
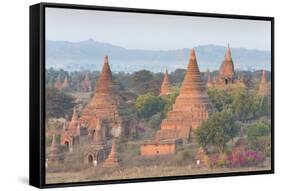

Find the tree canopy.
[
  {"left": 46, "top": 88, "right": 75, "bottom": 119},
  {"left": 195, "top": 109, "right": 239, "bottom": 153},
  {"left": 135, "top": 93, "right": 165, "bottom": 119}
]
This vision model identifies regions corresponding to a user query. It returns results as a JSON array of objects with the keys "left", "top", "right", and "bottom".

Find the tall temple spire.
[
  {"left": 225, "top": 43, "right": 232, "bottom": 61},
  {"left": 154, "top": 48, "right": 212, "bottom": 141},
  {"left": 160, "top": 69, "right": 171, "bottom": 96},
  {"left": 258, "top": 70, "right": 270, "bottom": 96},
  {"left": 80, "top": 55, "right": 121, "bottom": 130}
]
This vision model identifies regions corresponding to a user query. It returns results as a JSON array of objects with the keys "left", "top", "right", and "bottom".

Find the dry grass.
[{"left": 46, "top": 161, "right": 271, "bottom": 184}]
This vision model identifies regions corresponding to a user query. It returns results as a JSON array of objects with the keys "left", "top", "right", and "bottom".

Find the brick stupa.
[
  {"left": 82, "top": 73, "right": 92, "bottom": 92},
  {"left": 160, "top": 69, "right": 172, "bottom": 96},
  {"left": 60, "top": 108, "right": 80, "bottom": 150},
  {"left": 48, "top": 134, "right": 64, "bottom": 164},
  {"left": 258, "top": 70, "right": 270, "bottom": 96},
  {"left": 156, "top": 48, "right": 212, "bottom": 141},
  {"left": 84, "top": 118, "right": 110, "bottom": 165},
  {"left": 80, "top": 56, "right": 122, "bottom": 137},
  {"left": 141, "top": 49, "right": 212, "bottom": 157},
  {"left": 103, "top": 140, "right": 120, "bottom": 167},
  {"left": 217, "top": 45, "right": 236, "bottom": 86}
]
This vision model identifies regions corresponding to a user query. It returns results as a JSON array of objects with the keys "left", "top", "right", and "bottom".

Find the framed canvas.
[{"left": 29, "top": 2, "right": 274, "bottom": 188}]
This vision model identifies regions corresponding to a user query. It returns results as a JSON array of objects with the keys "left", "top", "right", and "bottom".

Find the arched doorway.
[
  {"left": 64, "top": 141, "right": 69, "bottom": 151},
  {"left": 88, "top": 155, "right": 93, "bottom": 164},
  {"left": 225, "top": 79, "right": 228, "bottom": 85}
]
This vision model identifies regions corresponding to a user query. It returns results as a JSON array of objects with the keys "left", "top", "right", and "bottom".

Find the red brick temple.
[
  {"left": 80, "top": 56, "right": 123, "bottom": 137},
  {"left": 141, "top": 49, "right": 212, "bottom": 157},
  {"left": 216, "top": 44, "right": 236, "bottom": 86},
  {"left": 82, "top": 73, "right": 92, "bottom": 92}
]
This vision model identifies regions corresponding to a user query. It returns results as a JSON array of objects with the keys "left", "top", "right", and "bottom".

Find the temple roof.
[
  {"left": 218, "top": 45, "right": 235, "bottom": 79},
  {"left": 179, "top": 48, "right": 208, "bottom": 96}
]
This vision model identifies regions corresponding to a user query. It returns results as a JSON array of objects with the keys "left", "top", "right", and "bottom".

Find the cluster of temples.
[
  {"left": 47, "top": 45, "right": 270, "bottom": 166},
  {"left": 141, "top": 45, "right": 270, "bottom": 157},
  {"left": 47, "top": 56, "right": 122, "bottom": 167}
]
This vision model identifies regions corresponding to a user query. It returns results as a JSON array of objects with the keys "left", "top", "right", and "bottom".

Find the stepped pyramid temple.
[
  {"left": 61, "top": 76, "right": 69, "bottom": 89},
  {"left": 54, "top": 76, "right": 63, "bottom": 90},
  {"left": 141, "top": 49, "right": 212, "bottom": 157},
  {"left": 84, "top": 118, "right": 110, "bottom": 165},
  {"left": 103, "top": 140, "right": 120, "bottom": 167},
  {"left": 258, "top": 70, "right": 270, "bottom": 96},
  {"left": 216, "top": 45, "right": 236, "bottom": 86},
  {"left": 80, "top": 56, "right": 129, "bottom": 138},
  {"left": 48, "top": 134, "right": 64, "bottom": 165},
  {"left": 60, "top": 108, "right": 80, "bottom": 151},
  {"left": 160, "top": 69, "right": 172, "bottom": 96},
  {"left": 82, "top": 73, "right": 92, "bottom": 92}
]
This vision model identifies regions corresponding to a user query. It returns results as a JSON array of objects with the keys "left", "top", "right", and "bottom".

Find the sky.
[{"left": 46, "top": 7, "right": 271, "bottom": 51}]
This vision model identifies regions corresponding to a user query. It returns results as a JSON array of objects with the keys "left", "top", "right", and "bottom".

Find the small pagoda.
[
  {"left": 258, "top": 70, "right": 270, "bottom": 96},
  {"left": 103, "top": 140, "right": 120, "bottom": 167},
  {"left": 84, "top": 118, "right": 110, "bottom": 166},
  {"left": 82, "top": 73, "right": 92, "bottom": 92},
  {"left": 216, "top": 44, "right": 236, "bottom": 86},
  {"left": 60, "top": 108, "right": 80, "bottom": 151},
  {"left": 160, "top": 69, "right": 172, "bottom": 96},
  {"left": 48, "top": 134, "right": 64, "bottom": 165}
]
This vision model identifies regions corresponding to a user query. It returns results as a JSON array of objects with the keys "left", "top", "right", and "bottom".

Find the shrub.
[{"left": 247, "top": 122, "right": 270, "bottom": 138}]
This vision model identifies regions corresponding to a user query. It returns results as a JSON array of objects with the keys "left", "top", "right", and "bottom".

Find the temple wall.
[{"left": 140, "top": 143, "right": 176, "bottom": 156}]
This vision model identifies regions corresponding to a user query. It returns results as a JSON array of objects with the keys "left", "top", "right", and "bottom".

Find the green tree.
[
  {"left": 207, "top": 88, "right": 232, "bottom": 112},
  {"left": 195, "top": 110, "right": 239, "bottom": 153},
  {"left": 247, "top": 122, "right": 270, "bottom": 138},
  {"left": 162, "top": 87, "right": 179, "bottom": 117},
  {"left": 135, "top": 93, "right": 165, "bottom": 119},
  {"left": 132, "top": 70, "right": 161, "bottom": 95},
  {"left": 46, "top": 88, "right": 75, "bottom": 119},
  {"left": 231, "top": 87, "right": 259, "bottom": 121},
  {"left": 247, "top": 122, "right": 271, "bottom": 155}
]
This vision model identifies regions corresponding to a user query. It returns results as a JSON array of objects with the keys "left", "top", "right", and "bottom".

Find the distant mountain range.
[{"left": 46, "top": 39, "right": 271, "bottom": 73}]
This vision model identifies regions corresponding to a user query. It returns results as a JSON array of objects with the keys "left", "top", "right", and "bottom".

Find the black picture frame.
[{"left": 29, "top": 2, "right": 275, "bottom": 189}]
